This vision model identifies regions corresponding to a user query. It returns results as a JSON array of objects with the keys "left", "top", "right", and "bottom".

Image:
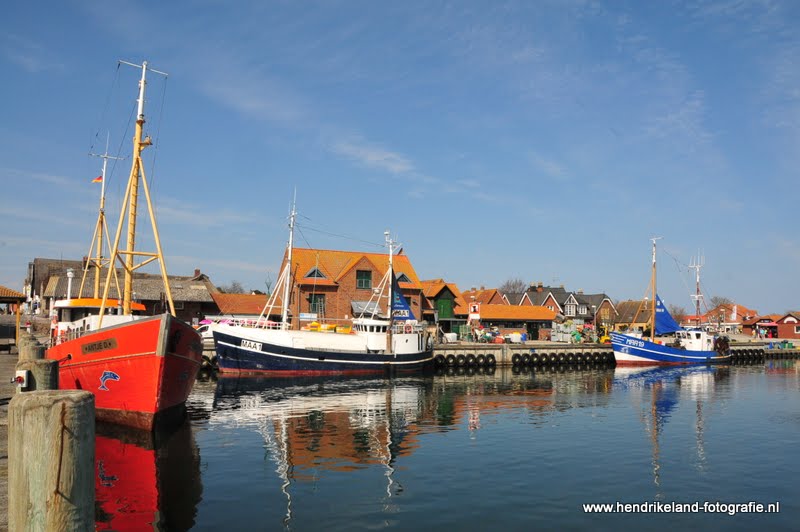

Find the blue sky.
[{"left": 1, "top": 1, "right": 799, "bottom": 315}]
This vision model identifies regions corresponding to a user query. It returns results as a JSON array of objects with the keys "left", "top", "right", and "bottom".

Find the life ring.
[{"left": 403, "top": 323, "right": 413, "bottom": 334}]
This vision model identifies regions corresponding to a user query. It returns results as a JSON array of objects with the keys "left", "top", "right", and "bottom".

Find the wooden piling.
[
  {"left": 15, "top": 359, "right": 58, "bottom": 392},
  {"left": 8, "top": 390, "right": 95, "bottom": 532},
  {"left": 18, "top": 338, "right": 45, "bottom": 361}
]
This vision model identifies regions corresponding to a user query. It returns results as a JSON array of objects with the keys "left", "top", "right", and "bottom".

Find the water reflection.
[
  {"left": 94, "top": 420, "right": 203, "bottom": 530},
  {"left": 613, "top": 365, "right": 730, "bottom": 490},
  {"left": 205, "top": 368, "right": 621, "bottom": 523},
  {"left": 213, "top": 375, "right": 435, "bottom": 525}
]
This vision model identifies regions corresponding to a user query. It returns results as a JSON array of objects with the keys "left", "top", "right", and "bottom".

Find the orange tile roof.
[
  {"left": 473, "top": 304, "right": 556, "bottom": 321},
  {"left": 0, "top": 284, "right": 25, "bottom": 300},
  {"left": 289, "top": 248, "right": 422, "bottom": 288},
  {"left": 460, "top": 288, "right": 502, "bottom": 305},
  {"left": 211, "top": 293, "right": 279, "bottom": 315}
]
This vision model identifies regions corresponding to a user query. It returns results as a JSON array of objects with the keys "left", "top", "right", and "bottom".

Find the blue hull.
[
  {"left": 214, "top": 329, "right": 434, "bottom": 375},
  {"left": 611, "top": 332, "right": 731, "bottom": 365}
]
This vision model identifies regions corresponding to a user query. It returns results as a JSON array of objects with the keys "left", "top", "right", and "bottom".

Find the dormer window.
[
  {"left": 396, "top": 273, "right": 411, "bottom": 283},
  {"left": 356, "top": 270, "right": 372, "bottom": 289},
  {"left": 305, "top": 268, "right": 326, "bottom": 279}
]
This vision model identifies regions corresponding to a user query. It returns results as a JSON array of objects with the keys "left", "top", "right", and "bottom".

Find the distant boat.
[
  {"left": 46, "top": 61, "right": 202, "bottom": 430},
  {"left": 213, "top": 201, "right": 434, "bottom": 375},
  {"left": 611, "top": 239, "right": 731, "bottom": 366}
]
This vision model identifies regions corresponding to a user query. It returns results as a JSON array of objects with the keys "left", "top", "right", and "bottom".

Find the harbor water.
[{"left": 95, "top": 361, "right": 799, "bottom": 530}]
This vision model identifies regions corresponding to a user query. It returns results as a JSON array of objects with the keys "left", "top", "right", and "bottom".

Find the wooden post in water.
[
  {"left": 8, "top": 390, "right": 95, "bottom": 532},
  {"left": 15, "top": 359, "right": 58, "bottom": 392}
]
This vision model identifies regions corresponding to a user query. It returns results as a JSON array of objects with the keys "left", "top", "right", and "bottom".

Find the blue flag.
[
  {"left": 391, "top": 272, "right": 415, "bottom": 321},
  {"left": 655, "top": 295, "right": 682, "bottom": 335}
]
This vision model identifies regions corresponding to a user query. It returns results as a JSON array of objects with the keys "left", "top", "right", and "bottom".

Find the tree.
[
  {"left": 219, "top": 280, "right": 246, "bottom": 294},
  {"left": 668, "top": 304, "right": 687, "bottom": 324},
  {"left": 499, "top": 277, "right": 527, "bottom": 294},
  {"left": 709, "top": 296, "right": 733, "bottom": 308}
]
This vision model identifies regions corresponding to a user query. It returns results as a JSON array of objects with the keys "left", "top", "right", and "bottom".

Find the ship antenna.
[{"left": 688, "top": 252, "right": 705, "bottom": 328}]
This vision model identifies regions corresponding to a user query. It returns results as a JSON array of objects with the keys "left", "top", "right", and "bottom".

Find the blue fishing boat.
[
  {"left": 611, "top": 239, "right": 731, "bottom": 366},
  {"left": 212, "top": 202, "right": 434, "bottom": 376}
]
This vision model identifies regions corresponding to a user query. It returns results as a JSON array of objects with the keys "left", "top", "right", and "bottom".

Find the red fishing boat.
[{"left": 45, "top": 60, "right": 202, "bottom": 430}]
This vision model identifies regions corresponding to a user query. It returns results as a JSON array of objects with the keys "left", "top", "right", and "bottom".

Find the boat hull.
[
  {"left": 214, "top": 328, "right": 434, "bottom": 376},
  {"left": 611, "top": 332, "right": 731, "bottom": 366},
  {"left": 46, "top": 314, "right": 203, "bottom": 430}
]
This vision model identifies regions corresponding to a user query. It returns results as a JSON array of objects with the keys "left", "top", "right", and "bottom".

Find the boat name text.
[
  {"left": 81, "top": 338, "right": 118, "bottom": 355},
  {"left": 625, "top": 338, "right": 645, "bottom": 348},
  {"left": 241, "top": 340, "right": 262, "bottom": 351}
]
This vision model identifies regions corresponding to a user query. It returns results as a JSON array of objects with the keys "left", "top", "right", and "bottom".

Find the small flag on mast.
[{"left": 92, "top": 175, "right": 103, "bottom": 183}]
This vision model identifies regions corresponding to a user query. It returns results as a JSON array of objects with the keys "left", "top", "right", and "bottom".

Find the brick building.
[{"left": 278, "top": 247, "right": 425, "bottom": 329}]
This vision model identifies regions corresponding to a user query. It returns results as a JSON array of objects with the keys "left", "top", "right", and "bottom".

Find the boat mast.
[
  {"left": 689, "top": 253, "right": 704, "bottom": 328},
  {"left": 99, "top": 60, "right": 173, "bottom": 323},
  {"left": 280, "top": 197, "right": 297, "bottom": 330},
  {"left": 649, "top": 237, "right": 661, "bottom": 342},
  {"left": 385, "top": 230, "right": 394, "bottom": 354},
  {"left": 80, "top": 133, "right": 124, "bottom": 299}
]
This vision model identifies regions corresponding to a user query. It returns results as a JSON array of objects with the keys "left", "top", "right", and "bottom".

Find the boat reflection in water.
[
  {"left": 613, "top": 365, "right": 730, "bottom": 488},
  {"left": 213, "top": 375, "right": 434, "bottom": 523},
  {"left": 94, "top": 420, "right": 202, "bottom": 530},
  {"left": 209, "top": 368, "right": 617, "bottom": 525}
]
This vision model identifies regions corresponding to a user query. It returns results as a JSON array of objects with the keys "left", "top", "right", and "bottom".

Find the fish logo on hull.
[{"left": 98, "top": 370, "right": 120, "bottom": 391}]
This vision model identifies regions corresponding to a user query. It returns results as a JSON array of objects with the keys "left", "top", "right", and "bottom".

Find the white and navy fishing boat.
[
  {"left": 213, "top": 203, "right": 434, "bottom": 376},
  {"left": 611, "top": 239, "right": 731, "bottom": 366}
]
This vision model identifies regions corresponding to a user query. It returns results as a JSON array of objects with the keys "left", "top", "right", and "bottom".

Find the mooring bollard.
[
  {"left": 8, "top": 390, "right": 95, "bottom": 532},
  {"left": 15, "top": 334, "right": 34, "bottom": 358},
  {"left": 14, "top": 359, "right": 59, "bottom": 392},
  {"left": 19, "top": 339, "right": 45, "bottom": 361}
]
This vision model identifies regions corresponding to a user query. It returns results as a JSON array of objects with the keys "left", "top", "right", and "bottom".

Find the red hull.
[{"left": 46, "top": 314, "right": 202, "bottom": 430}]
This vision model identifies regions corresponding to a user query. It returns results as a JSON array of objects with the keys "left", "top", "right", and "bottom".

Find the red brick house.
[
  {"left": 776, "top": 313, "right": 800, "bottom": 340},
  {"left": 278, "top": 247, "right": 424, "bottom": 329},
  {"left": 698, "top": 303, "right": 758, "bottom": 333}
]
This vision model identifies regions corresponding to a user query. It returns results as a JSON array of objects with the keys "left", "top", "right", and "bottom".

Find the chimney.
[
  {"left": 194, "top": 268, "right": 201, "bottom": 278},
  {"left": 577, "top": 289, "right": 583, "bottom": 294},
  {"left": 559, "top": 284, "right": 564, "bottom": 289},
  {"left": 480, "top": 285, "right": 485, "bottom": 290}
]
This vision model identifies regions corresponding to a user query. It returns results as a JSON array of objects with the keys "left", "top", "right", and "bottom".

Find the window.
[
  {"left": 309, "top": 294, "right": 325, "bottom": 315},
  {"left": 795, "top": 325, "right": 800, "bottom": 334},
  {"left": 356, "top": 270, "right": 372, "bottom": 289},
  {"left": 396, "top": 273, "right": 411, "bottom": 283},
  {"left": 174, "top": 301, "right": 185, "bottom": 310},
  {"left": 565, "top": 304, "right": 576, "bottom": 316},
  {"left": 579, "top": 305, "right": 587, "bottom": 315},
  {"left": 305, "top": 268, "right": 326, "bottom": 279},
  {"left": 547, "top": 305, "right": 554, "bottom": 311}
]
